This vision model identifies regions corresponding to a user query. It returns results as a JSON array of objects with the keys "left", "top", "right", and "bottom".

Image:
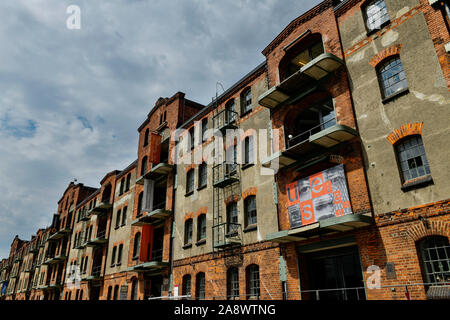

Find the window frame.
[
  {"left": 246, "top": 264, "right": 260, "bottom": 300},
  {"left": 182, "top": 274, "right": 192, "bottom": 297},
  {"left": 394, "top": 135, "right": 431, "bottom": 186},
  {"left": 184, "top": 219, "right": 193, "bottom": 245},
  {"left": 363, "top": 0, "right": 391, "bottom": 35},
  {"left": 376, "top": 56, "right": 408, "bottom": 101},
  {"left": 198, "top": 162, "right": 207, "bottom": 189},
  {"left": 195, "top": 272, "right": 206, "bottom": 300},
  {"left": 133, "top": 232, "right": 141, "bottom": 259},
  {"left": 241, "top": 88, "right": 252, "bottom": 115},
  {"left": 197, "top": 214, "right": 207, "bottom": 242},
  {"left": 227, "top": 267, "right": 240, "bottom": 300},
  {"left": 186, "top": 169, "right": 195, "bottom": 195},
  {"left": 244, "top": 196, "right": 257, "bottom": 228}
]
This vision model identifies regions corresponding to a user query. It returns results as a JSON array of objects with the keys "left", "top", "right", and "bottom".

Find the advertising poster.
[{"left": 286, "top": 164, "right": 352, "bottom": 228}]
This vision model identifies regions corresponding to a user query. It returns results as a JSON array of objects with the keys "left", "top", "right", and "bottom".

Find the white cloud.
[{"left": 0, "top": 0, "right": 321, "bottom": 257}]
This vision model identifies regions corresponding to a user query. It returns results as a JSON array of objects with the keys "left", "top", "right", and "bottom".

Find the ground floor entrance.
[{"left": 300, "top": 245, "right": 366, "bottom": 300}]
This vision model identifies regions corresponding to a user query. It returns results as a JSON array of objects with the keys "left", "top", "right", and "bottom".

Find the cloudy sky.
[{"left": 0, "top": 0, "right": 322, "bottom": 258}]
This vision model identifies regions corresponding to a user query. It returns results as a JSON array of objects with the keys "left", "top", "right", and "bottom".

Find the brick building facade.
[{"left": 1, "top": 0, "right": 448, "bottom": 301}]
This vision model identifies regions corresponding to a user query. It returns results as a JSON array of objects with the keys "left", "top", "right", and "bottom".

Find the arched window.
[
  {"left": 137, "top": 192, "right": 143, "bottom": 217},
  {"left": 115, "top": 209, "right": 121, "bottom": 229},
  {"left": 131, "top": 278, "right": 138, "bottom": 300},
  {"left": 225, "top": 99, "right": 237, "bottom": 122},
  {"left": 246, "top": 264, "right": 260, "bottom": 300},
  {"left": 121, "top": 206, "right": 127, "bottom": 226},
  {"left": 119, "top": 178, "right": 124, "bottom": 195},
  {"left": 226, "top": 202, "right": 238, "bottom": 234},
  {"left": 182, "top": 274, "right": 191, "bottom": 297},
  {"left": 243, "top": 136, "right": 254, "bottom": 165},
  {"left": 113, "top": 285, "right": 119, "bottom": 300},
  {"left": 186, "top": 169, "right": 195, "bottom": 194},
  {"left": 418, "top": 236, "right": 450, "bottom": 285},
  {"left": 141, "top": 156, "right": 148, "bottom": 177},
  {"left": 195, "top": 272, "right": 206, "bottom": 300},
  {"left": 133, "top": 232, "right": 141, "bottom": 258},
  {"left": 107, "top": 286, "right": 112, "bottom": 300},
  {"left": 125, "top": 174, "right": 131, "bottom": 192},
  {"left": 117, "top": 244, "right": 123, "bottom": 265},
  {"left": 111, "top": 246, "right": 117, "bottom": 267},
  {"left": 144, "top": 128, "right": 149, "bottom": 147},
  {"left": 241, "top": 88, "right": 252, "bottom": 114},
  {"left": 244, "top": 196, "right": 257, "bottom": 227},
  {"left": 364, "top": 0, "right": 390, "bottom": 33},
  {"left": 395, "top": 135, "right": 430, "bottom": 183},
  {"left": 198, "top": 163, "right": 207, "bottom": 188},
  {"left": 227, "top": 267, "right": 239, "bottom": 300},
  {"left": 184, "top": 219, "right": 193, "bottom": 245},
  {"left": 377, "top": 56, "right": 408, "bottom": 99},
  {"left": 197, "top": 214, "right": 206, "bottom": 242}
]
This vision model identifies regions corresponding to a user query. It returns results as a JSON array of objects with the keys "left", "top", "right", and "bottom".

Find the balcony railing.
[
  {"left": 132, "top": 202, "right": 172, "bottom": 227},
  {"left": 90, "top": 265, "right": 102, "bottom": 278},
  {"left": 287, "top": 117, "right": 337, "bottom": 148},
  {"left": 212, "top": 223, "right": 242, "bottom": 249},
  {"left": 212, "top": 162, "right": 239, "bottom": 188},
  {"left": 213, "top": 109, "right": 238, "bottom": 133},
  {"left": 86, "top": 229, "right": 108, "bottom": 246},
  {"left": 151, "top": 248, "right": 163, "bottom": 262}
]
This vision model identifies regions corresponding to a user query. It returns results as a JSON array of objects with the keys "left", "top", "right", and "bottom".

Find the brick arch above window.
[
  {"left": 386, "top": 122, "right": 423, "bottom": 145},
  {"left": 406, "top": 220, "right": 450, "bottom": 242},
  {"left": 369, "top": 44, "right": 403, "bottom": 67},
  {"left": 242, "top": 187, "right": 258, "bottom": 200}
]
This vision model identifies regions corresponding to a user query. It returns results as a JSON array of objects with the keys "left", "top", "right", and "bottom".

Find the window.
[
  {"left": 243, "top": 136, "right": 254, "bottom": 165},
  {"left": 195, "top": 272, "right": 206, "bottom": 300},
  {"left": 117, "top": 244, "right": 123, "bottom": 265},
  {"left": 182, "top": 274, "right": 191, "bottom": 297},
  {"left": 131, "top": 278, "right": 138, "bottom": 300},
  {"left": 144, "top": 128, "right": 149, "bottom": 147},
  {"left": 185, "top": 219, "right": 193, "bottom": 245},
  {"left": 115, "top": 209, "right": 121, "bottom": 229},
  {"left": 111, "top": 246, "right": 117, "bottom": 266},
  {"left": 119, "top": 178, "right": 124, "bottom": 195},
  {"left": 226, "top": 202, "right": 238, "bottom": 234},
  {"left": 201, "top": 118, "right": 208, "bottom": 142},
  {"left": 133, "top": 232, "right": 141, "bottom": 259},
  {"left": 244, "top": 196, "right": 257, "bottom": 227},
  {"left": 107, "top": 286, "right": 112, "bottom": 300},
  {"left": 197, "top": 214, "right": 206, "bottom": 242},
  {"left": 246, "top": 265, "right": 260, "bottom": 299},
  {"left": 226, "top": 144, "right": 237, "bottom": 174},
  {"left": 198, "top": 163, "right": 207, "bottom": 188},
  {"left": 189, "top": 127, "right": 195, "bottom": 150},
  {"left": 364, "top": 0, "right": 390, "bottom": 33},
  {"left": 285, "top": 39, "right": 324, "bottom": 78},
  {"left": 418, "top": 236, "right": 450, "bottom": 284},
  {"left": 377, "top": 57, "right": 408, "bottom": 99},
  {"left": 186, "top": 169, "right": 194, "bottom": 194},
  {"left": 227, "top": 267, "right": 239, "bottom": 300},
  {"left": 241, "top": 88, "right": 252, "bottom": 114},
  {"left": 141, "top": 156, "right": 148, "bottom": 176},
  {"left": 137, "top": 192, "right": 143, "bottom": 217},
  {"left": 395, "top": 136, "right": 431, "bottom": 183},
  {"left": 121, "top": 206, "right": 127, "bottom": 226},
  {"left": 125, "top": 174, "right": 131, "bottom": 192},
  {"left": 226, "top": 99, "right": 237, "bottom": 122},
  {"left": 113, "top": 285, "right": 119, "bottom": 300}
]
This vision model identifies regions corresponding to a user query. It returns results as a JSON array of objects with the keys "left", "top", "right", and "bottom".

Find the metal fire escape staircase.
[{"left": 211, "top": 93, "right": 243, "bottom": 257}]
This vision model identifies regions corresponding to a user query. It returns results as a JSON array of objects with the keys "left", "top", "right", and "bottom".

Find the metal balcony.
[
  {"left": 131, "top": 202, "right": 172, "bottom": 227},
  {"left": 86, "top": 230, "right": 108, "bottom": 246},
  {"left": 262, "top": 119, "right": 358, "bottom": 170},
  {"left": 80, "top": 209, "right": 90, "bottom": 221},
  {"left": 89, "top": 201, "right": 113, "bottom": 216},
  {"left": 86, "top": 265, "right": 103, "bottom": 281},
  {"left": 136, "top": 162, "right": 174, "bottom": 185},
  {"left": 212, "top": 223, "right": 242, "bottom": 249},
  {"left": 266, "top": 214, "right": 374, "bottom": 243},
  {"left": 213, "top": 108, "right": 238, "bottom": 133},
  {"left": 212, "top": 163, "right": 239, "bottom": 188},
  {"left": 48, "top": 226, "right": 72, "bottom": 240},
  {"left": 258, "top": 53, "right": 345, "bottom": 109}
]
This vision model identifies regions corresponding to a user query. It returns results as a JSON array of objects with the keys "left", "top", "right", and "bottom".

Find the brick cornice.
[
  {"left": 386, "top": 122, "right": 423, "bottom": 145},
  {"left": 369, "top": 44, "right": 403, "bottom": 67}
]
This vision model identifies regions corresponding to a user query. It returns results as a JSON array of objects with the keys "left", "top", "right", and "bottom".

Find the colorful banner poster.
[{"left": 286, "top": 164, "right": 352, "bottom": 229}]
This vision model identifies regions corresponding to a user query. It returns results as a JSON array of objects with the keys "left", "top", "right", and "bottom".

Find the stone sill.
[{"left": 401, "top": 174, "right": 433, "bottom": 192}]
